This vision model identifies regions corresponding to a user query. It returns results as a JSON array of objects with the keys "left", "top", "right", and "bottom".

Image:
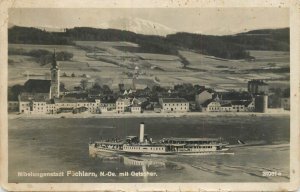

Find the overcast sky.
[{"left": 9, "top": 8, "right": 289, "bottom": 35}]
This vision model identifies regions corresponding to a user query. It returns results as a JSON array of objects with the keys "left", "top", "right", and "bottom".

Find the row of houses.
[
  {"left": 195, "top": 89, "right": 257, "bottom": 112},
  {"left": 18, "top": 92, "right": 115, "bottom": 114},
  {"left": 11, "top": 79, "right": 262, "bottom": 115},
  {"left": 15, "top": 91, "right": 258, "bottom": 114},
  {"left": 16, "top": 91, "right": 190, "bottom": 114},
  {"left": 201, "top": 99, "right": 255, "bottom": 112},
  {"left": 10, "top": 79, "right": 270, "bottom": 115}
]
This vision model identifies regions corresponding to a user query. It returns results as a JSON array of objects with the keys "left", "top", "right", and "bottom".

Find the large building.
[
  {"left": 202, "top": 99, "right": 255, "bottom": 112},
  {"left": 18, "top": 92, "right": 49, "bottom": 114},
  {"left": 201, "top": 99, "right": 221, "bottom": 112},
  {"left": 159, "top": 98, "right": 189, "bottom": 112},
  {"left": 116, "top": 97, "right": 131, "bottom": 113}
]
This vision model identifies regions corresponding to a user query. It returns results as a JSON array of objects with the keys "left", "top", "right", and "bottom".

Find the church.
[{"left": 18, "top": 50, "right": 103, "bottom": 114}]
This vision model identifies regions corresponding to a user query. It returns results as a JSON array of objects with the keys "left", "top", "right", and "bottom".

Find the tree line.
[{"left": 9, "top": 26, "right": 289, "bottom": 60}]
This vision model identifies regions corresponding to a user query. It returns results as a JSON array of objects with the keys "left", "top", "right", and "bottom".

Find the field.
[{"left": 8, "top": 42, "right": 290, "bottom": 91}]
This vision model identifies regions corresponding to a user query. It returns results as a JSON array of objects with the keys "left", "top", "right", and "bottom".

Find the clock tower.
[{"left": 50, "top": 49, "right": 60, "bottom": 98}]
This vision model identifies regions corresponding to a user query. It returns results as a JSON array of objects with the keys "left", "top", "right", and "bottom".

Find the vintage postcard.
[{"left": 0, "top": 0, "right": 300, "bottom": 191}]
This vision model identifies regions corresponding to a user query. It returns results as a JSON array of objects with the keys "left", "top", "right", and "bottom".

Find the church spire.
[
  {"left": 50, "top": 48, "right": 60, "bottom": 99},
  {"left": 51, "top": 49, "right": 58, "bottom": 69}
]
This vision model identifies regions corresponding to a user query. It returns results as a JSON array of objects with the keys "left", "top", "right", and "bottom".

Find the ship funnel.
[{"left": 139, "top": 122, "right": 144, "bottom": 143}]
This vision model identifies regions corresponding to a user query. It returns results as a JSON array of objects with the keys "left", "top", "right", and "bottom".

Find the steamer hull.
[{"left": 89, "top": 122, "right": 230, "bottom": 156}]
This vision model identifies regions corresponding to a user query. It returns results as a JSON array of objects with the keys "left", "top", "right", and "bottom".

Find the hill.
[{"left": 8, "top": 26, "right": 289, "bottom": 60}]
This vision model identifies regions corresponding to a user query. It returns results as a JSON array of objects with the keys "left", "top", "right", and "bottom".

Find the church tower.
[{"left": 50, "top": 49, "right": 60, "bottom": 98}]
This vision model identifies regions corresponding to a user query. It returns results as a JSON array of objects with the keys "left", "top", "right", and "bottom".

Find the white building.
[
  {"left": 220, "top": 103, "right": 232, "bottom": 112},
  {"left": 202, "top": 100, "right": 255, "bottom": 112},
  {"left": 32, "top": 101, "right": 47, "bottom": 114},
  {"left": 159, "top": 98, "right": 189, "bottom": 113},
  {"left": 130, "top": 104, "right": 141, "bottom": 113},
  {"left": 116, "top": 98, "right": 131, "bottom": 113},
  {"left": 18, "top": 93, "right": 49, "bottom": 114},
  {"left": 201, "top": 100, "right": 221, "bottom": 112},
  {"left": 100, "top": 103, "right": 116, "bottom": 111}
]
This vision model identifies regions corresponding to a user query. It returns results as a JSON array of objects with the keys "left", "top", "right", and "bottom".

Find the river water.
[{"left": 8, "top": 115, "right": 290, "bottom": 183}]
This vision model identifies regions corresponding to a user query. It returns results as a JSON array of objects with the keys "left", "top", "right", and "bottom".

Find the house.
[
  {"left": 159, "top": 98, "right": 189, "bottom": 113},
  {"left": 130, "top": 104, "right": 141, "bottom": 113},
  {"left": 116, "top": 97, "right": 131, "bottom": 113},
  {"left": 131, "top": 97, "right": 148, "bottom": 106},
  {"left": 123, "top": 90, "right": 128, "bottom": 95},
  {"left": 18, "top": 92, "right": 49, "bottom": 114},
  {"left": 53, "top": 97, "right": 102, "bottom": 114},
  {"left": 201, "top": 99, "right": 221, "bottom": 112},
  {"left": 8, "top": 101, "right": 19, "bottom": 112},
  {"left": 281, "top": 98, "right": 290, "bottom": 110},
  {"left": 244, "top": 100, "right": 255, "bottom": 112},
  {"left": 100, "top": 103, "right": 116, "bottom": 111},
  {"left": 19, "top": 100, "right": 30, "bottom": 114},
  {"left": 220, "top": 103, "right": 232, "bottom": 112},
  {"left": 54, "top": 98, "right": 78, "bottom": 113},
  {"left": 101, "top": 97, "right": 116, "bottom": 112},
  {"left": 231, "top": 101, "right": 247, "bottom": 112},
  {"left": 154, "top": 104, "right": 162, "bottom": 113},
  {"left": 46, "top": 102, "right": 56, "bottom": 114}
]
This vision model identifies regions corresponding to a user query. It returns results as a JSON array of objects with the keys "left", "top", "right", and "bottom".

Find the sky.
[{"left": 8, "top": 8, "right": 289, "bottom": 35}]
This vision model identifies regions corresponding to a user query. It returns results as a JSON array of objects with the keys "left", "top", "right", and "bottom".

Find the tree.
[
  {"left": 282, "top": 87, "right": 290, "bottom": 98},
  {"left": 152, "top": 85, "right": 167, "bottom": 93},
  {"left": 71, "top": 73, "right": 76, "bottom": 77},
  {"left": 80, "top": 79, "right": 88, "bottom": 90},
  {"left": 92, "top": 82, "right": 102, "bottom": 90},
  {"left": 8, "top": 84, "right": 24, "bottom": 101},
  {"left": 102, "top": 85, "right": 112, "bottom": 94}
]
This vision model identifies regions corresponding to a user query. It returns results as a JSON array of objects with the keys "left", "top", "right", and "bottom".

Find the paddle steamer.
[{"left": 89, "top": 123, "right": 229, "bottom": 155}]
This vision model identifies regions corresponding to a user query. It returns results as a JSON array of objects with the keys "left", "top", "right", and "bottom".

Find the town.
[{"left": 8, "top": 50, "right": 290, "bottom": 115}]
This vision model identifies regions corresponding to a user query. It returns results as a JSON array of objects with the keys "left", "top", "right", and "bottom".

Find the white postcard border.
[{"left": 1, "top": 0, "right": 299, "bottom": 191}]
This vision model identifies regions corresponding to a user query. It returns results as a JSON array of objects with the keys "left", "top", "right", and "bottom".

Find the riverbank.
[{"left": 8, "top": 111, "right": 290, "bottom": 119}]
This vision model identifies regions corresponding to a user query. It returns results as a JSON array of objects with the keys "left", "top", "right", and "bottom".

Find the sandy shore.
[{"left": 8, "top": 111, "right": 290, "bottom": 119}]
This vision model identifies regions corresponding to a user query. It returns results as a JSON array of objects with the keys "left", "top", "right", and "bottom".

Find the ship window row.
[
  {"left": 193, "top": 146, "right": 213, "bottom": 148},
  {"left": 126, "top": 146, "right": 164, "bottom": 150},
  {"left": 163, "top": 141, "right": 215, "bottom": 144},
  {"left": 150, "top": 147, "right": 164, "bottom": 150}
]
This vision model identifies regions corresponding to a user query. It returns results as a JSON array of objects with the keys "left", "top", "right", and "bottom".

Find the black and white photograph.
[{"left": 1, "top": 1, "right": 300, "bottom": 191}]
